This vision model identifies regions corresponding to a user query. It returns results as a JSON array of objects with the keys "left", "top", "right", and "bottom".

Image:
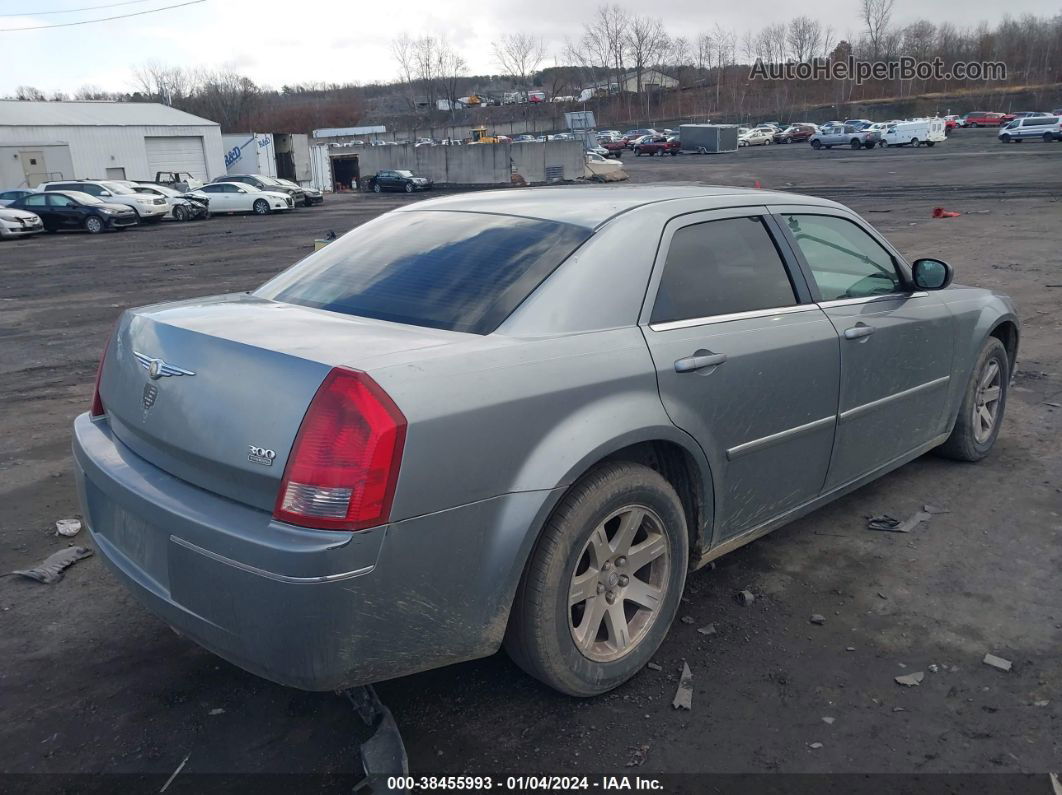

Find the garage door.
[{"left": 144, "top": 136, "right": 208, "bottom": 180}]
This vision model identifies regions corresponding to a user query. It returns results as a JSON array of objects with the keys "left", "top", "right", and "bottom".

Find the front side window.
[
  {"left": 650, "top": 216, "right": 797, "bottom": 324},
  {"left": 784, "top": 214, "right": 902, "bottom": 301}
]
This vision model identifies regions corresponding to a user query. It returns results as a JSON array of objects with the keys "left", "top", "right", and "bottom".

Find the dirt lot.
[{"left": 1, "top": 128, "right": 1060, "bottom": 786}]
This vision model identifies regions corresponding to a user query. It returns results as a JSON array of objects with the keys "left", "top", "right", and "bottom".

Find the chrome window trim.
[
  {"left": 649, "top": 303, "right": 819, "bottom": 333},
  {"left": 170, "top": 535, "right": 374, "bottom": 584},
  {"left": 839, "top": 375, "right": 950, "bottom": 422},
  {"left": 817, "top": 291, "right": 927, "bottom": 309},
  {"left": 726, "top": 415, "right": 835, "bottom": 461}
]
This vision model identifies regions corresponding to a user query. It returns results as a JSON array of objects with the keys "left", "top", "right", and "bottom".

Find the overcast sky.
[{"left": 0, "top": 0, "right": 1057, "bottom": 96}]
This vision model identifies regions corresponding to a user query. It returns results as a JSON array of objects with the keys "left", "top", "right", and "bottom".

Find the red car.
[
  {"left": 633, "top": 136, "right": 679, "bottom": 156},
  {"left": 597, "top": 139, "right": 627, "bottom": 157},
  {"left": 775, "top": 124, "right": 817, "bottom": 143},
  {"left": 998, "top": 111, "right": 1049, "bottom": 125},
  {"left": 961, "top": 112, "right": 1004, "bottom": 127}
]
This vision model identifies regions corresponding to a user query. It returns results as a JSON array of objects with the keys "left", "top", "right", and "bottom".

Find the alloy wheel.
[
  {"left": 972, "top": 359, "right": 1003, "bottom": 444},
  {"left": 568, "top": 505, "right": 671, "bottom": 662}
]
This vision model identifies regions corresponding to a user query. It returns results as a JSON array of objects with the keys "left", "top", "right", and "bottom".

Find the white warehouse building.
[{"left": 0, "top": 100, "right": 225, "bottom": 188}]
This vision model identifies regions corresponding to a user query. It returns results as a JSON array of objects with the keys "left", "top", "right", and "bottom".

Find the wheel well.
[
  {"left": 598, "top": 440, "right": 706, "bottom": 553},
  {"left": 990, "top": 321, "right": 1018, "bottom": 372}
]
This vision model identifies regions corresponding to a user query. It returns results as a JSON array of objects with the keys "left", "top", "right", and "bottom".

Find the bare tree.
[
  {"left": 493, "top": 33, "right": 546, "bottom": 88},
  {"left": 861, "top": 0, "right": 895, "bottom": 58},
  {"left": 627, "top": 15, "right": 670, "bottom": 94},
  {"left": 391, "top": 35, "right": 418, "bottom": 110},
  {"left": 437, "top": 42, "right": 467, "bottom": 114},
  {"left": 133, "top": 61, "right": 192, "bottom": 105},
  {"left": 788, "top": 17, "right": 824, "bottom": 63},
  {"left": 16, "top": 86, "right": 45, "bottom": 101}
]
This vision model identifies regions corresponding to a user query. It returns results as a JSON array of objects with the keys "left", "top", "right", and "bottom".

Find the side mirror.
[
  {"left": 100, "top": 191, "right": 111, "bottom": 197},
  {"left": 912, "top": 258, "right": 953, "bottom": 290}
]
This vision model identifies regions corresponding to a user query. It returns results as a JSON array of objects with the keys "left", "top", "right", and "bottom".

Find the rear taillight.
[
  {"left": 274, "top": 368, "right": 406, "bottom": 531},
  {"left": 89, "top": 334, "right": 112, "bottom": 418}
]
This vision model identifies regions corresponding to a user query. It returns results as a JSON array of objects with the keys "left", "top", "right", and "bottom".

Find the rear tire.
[
  {"left": 936, "top": 337, "right": 1009, "bottom": 462},
  {"left": 505, "top": 462, "right": 689, "bottom": 697},
  {"left": 850, "top": 138, "right": 861, "bottom": 149},
  {"left": 926, "top": 141, "right": 935, "bottom": 147}
]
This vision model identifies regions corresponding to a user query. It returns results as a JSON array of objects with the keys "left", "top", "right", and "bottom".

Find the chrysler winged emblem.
[{"left": 133, "top": 352, "right": 196, "bottom": 380}]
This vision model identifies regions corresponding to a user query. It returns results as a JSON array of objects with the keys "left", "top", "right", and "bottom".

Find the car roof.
[{"left": 398, "top": 185, "right": 844, "bottom": 230}]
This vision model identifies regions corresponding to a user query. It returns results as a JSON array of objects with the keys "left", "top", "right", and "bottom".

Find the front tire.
[
  {"left": 1000, "top": 133, "right": 1011, "bottom": 143},
  {"left": 811, "top": 140, "right": 822, "bottom": 149},
  {"left": 373, "top": 183, "right": 382, "bottom": 193},
  {"left": 505, "top": 462, "right": 688, "bottom": 697},
  {"left": 937, "top": 337, "right": 1009, "bottom": 461},
  {"left": 252, "top": 199, "right": 270, "bottom": 215},
  {"left": 172, "top": 205, "right": 188, "bottom": 222},
  {"left": 404, "top": 182, "right": 414, "bottom": 193},
  {"left": 84, "top": 215, "right": 104, "bottom": 234}
]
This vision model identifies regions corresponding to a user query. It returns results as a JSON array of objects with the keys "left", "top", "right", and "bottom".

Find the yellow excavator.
[{"left": 469, "top": 125, "right": 499, "bottom": 144}]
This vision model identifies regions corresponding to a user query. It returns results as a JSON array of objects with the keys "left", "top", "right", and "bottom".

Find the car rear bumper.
[{"left": 73, "top": 413, "right": 550, "bottom": 690}]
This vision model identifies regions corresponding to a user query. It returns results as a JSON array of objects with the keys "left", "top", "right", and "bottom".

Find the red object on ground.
[
  {"left": 932, "top": 207, "right": 961, "bottom": 218},
  {"left": 754, "top": 179, "right": 762, "bottom": 188}
]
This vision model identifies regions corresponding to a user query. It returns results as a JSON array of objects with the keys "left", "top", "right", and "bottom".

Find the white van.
[
  {"left": 998, "top": 115, "right": 1062, "bottom": 143},
  {"left": 881, "top": 118, "right": 947, "bottom": 147}
]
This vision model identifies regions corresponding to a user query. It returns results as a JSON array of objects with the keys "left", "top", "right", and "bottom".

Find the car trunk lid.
[{"left": 98, "top": 294, "right": 461, "bottom": 513}]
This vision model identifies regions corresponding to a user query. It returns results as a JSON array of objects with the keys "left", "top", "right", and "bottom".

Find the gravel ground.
[{"left": 0, "top": 127, "right": 1059, "bottom": 787}]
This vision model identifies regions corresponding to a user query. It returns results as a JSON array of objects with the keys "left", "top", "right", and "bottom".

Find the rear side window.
[
  {"left": 257, "top": 211, "right": 592, "bottom": 334},
  {"left": 650, "top": 216, "right": 797, "bottom": 324}
]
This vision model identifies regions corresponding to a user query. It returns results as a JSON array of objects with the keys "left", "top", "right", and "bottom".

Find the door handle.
[
  {"left": 843, "top": 324, "right": 875, "bottom": 340},
  {"left": 674, "top": 352, "right": 728, "bottom": 373}
]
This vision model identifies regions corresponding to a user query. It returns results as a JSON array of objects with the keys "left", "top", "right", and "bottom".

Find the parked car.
[
  {"left": 809, "top": 124, "right": 881, "bottom": 149},
  {"left": 738, "top": 128, "right": 774, "bottom": 146},
  {"left": 775, "top": 124, "right": 817, "bottom": 143},
  {"left": 367, "top": 170, "right": 433, "bottom": 193},
  {"left": 11, "top": 190, "right": 138, "bottom": 233},
  {"left": 998, "top": 115, "right": 1062, "bottom": 143},
  {"left": 843, "top": 119, "right": 873, "bottom": 129},
  {"left": 152, "top": 171, "right": 203, "bottom": 191},
  {"left": 998, "top": 111, "right": 1049, "bottom": 125},
  {"left": 959, "top": 112, "right": 1004, "bottom": 127},
  {"left": 0, "top": 188, "right": 35, "bottom": 207},
  {"left": 274, "top": 178, "right": 324, "bottom": 206},
  {"left": 132, "top": 184, "right": 211, "bottom": 221},
  {"left": 74, "top": 185, "right": 1018, "bottom": 698},
  {"left": 0, "top": 206, "right": 45, "bottom": 239},
  {"left": 196, "top": 182, "right": 294, "bottom": 214},
  {"left": 633, "top": 136, "right": 679, "bottom": 156},
  {"left": 596, "top": 138, "right": 626, "bottom": 158},
  {"left": 624, "top": 129, "right": 658, "bottom": 148},
  {"left": 214, "top": 174, "right": 305, "bottom": 205},
  {"left": 39, "top": 180, "right": 168, "bottom": 222}
]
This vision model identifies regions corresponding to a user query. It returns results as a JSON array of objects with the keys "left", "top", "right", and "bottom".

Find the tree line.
[{"left": 6, "top": 4, "right": 1061, "bottom": 133}]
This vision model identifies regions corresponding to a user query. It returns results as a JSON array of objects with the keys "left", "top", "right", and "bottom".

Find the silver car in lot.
[{"left": 73, "top": 186, "right": 1018, "bottom": 696}]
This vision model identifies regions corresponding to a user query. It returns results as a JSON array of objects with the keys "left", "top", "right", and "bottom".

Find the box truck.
[{"left": 881, "top": 118, "right": 946, "bottom": 147}]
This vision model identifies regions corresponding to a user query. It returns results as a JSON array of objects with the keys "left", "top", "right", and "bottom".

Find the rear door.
[
  {"left": 640, "top": 208, "right": 840, "bottom": 539},
  {"left": 19, "top": 193, "right": 52, "bottom": 226},
  {"left": 770, "top": 207, "right": 955, "bottom": 490}
]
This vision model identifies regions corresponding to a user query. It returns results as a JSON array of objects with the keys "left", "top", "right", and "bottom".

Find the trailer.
[{"left": 679, "top": 124, "right": 739, "bottom": 154}]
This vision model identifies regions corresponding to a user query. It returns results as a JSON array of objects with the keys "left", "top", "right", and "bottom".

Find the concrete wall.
[
  {"left": 340, "top": 140, "right": 585, "bottom": 186},
  {"left": 510, "top": 141, "right": 585, "bottom": 183},
  {"left": 0, "top": 124, "right": 224, "bottom": 184}
]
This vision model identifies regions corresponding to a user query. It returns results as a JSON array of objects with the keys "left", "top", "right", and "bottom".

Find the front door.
[
  {"left": 19, "top": 150, "right": 46, "bottom": 186},
  {"left": 47, "top": 194, "right": 83, "bottom": 229},
  {"left": 641, "top": 209, "right": 840, "bottom": 539},
  {"left": 772, "top": 207, "right": 955, "bottom": 489}
]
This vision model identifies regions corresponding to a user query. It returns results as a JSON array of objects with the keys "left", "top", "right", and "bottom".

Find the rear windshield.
[{"left": 256, "top": 210, "right": 592, "bottom": 334}]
